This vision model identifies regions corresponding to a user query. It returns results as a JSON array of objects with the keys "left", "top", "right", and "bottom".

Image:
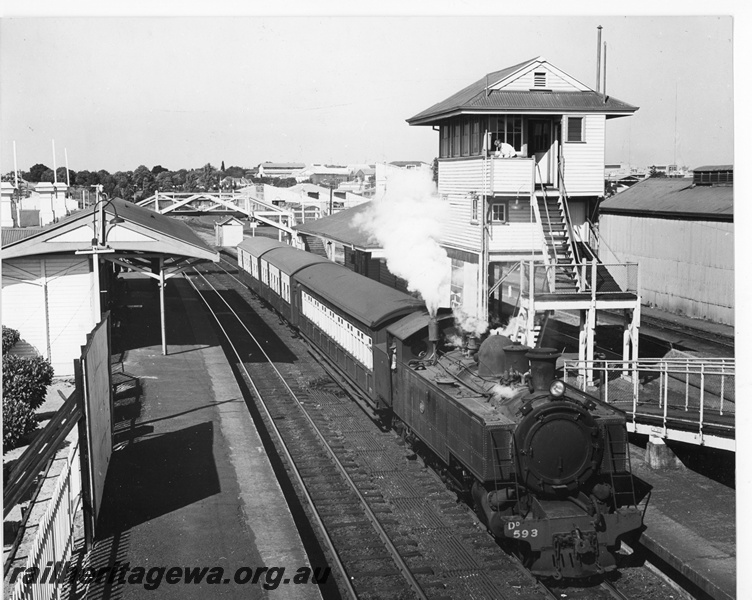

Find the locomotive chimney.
[
  {"left": 428, "top": 317, "right": 440, "bottom": 343},
  {"left": 526, "top": 348, "right": 562, "bottom": 393},
  {"left": 428, "top": 317, "right": 440, "bottom": 362}
]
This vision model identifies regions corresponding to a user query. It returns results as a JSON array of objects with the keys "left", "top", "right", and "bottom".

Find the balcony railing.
[
  {"left": 520, "top": 260, "right": 639, "bottom": 296},
  {"left": 562, "top": 357, "right": 735, "bottom": 450}
]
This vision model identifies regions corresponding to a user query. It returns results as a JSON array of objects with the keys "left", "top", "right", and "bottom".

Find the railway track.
[
  {"left": 186, "top": 259, "right": 544, "bottom": 599},
  {"left": 179, "top": 242, "right": 688, "bottom": 600}
]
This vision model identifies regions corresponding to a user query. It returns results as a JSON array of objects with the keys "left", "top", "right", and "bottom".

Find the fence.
[
  {"left": 562, "top": 357, "right": 735, "bottom": 450},
  {"left": 4, "top": 313, "right": 113, "bottom": 600},
  {"left": 10, "top": 439, "right": 82, "bottom": 600}
]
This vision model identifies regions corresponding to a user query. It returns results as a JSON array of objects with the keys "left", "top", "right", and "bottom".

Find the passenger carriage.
[
  {"left": 236, "top": 238, "right": 289, "bottom": 298},
  {"left": 292, "top": 264, "right": 423, "bottom": 408}
]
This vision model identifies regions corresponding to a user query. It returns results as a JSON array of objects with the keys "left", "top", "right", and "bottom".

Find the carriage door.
[{"left": 529, "top": 119, "right": 553, "bottom": 186}]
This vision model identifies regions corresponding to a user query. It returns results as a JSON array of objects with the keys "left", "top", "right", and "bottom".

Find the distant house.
[
  {"left": 295, "top": 164, "right": 351, "bottom": 186},
  {"left": 257, "top": 162, "right": 306, "bottom": 179},
  {"left": 389, "top": 161, "right": 429, "bottom": 170},
  {"left": 598, "top": 165, "right": 733, "bottom": 325}
]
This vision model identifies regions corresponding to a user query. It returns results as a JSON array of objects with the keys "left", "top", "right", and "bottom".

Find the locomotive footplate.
[{"left": 495, "top": 498, "right": 642, "bottom": 579}]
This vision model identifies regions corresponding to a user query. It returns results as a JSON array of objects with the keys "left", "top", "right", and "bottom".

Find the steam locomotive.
[{"left": 233, "top": 237, "right": 644, "bottom": 580}]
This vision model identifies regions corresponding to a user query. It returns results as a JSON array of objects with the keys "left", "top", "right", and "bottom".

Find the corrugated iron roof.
[
  {"left": 294, "top": 202, "right": 381, "bottom": 250},
  {"left": 599, "top": 178, "right": 733, "bottom": 221},
  {"left": 407, "top": 58, "right": 637, "bottom": 125},
  {"left": 2, "top": 198, "right": 218, "bottom": 261},
  {"left": 1, "top": 228, "right": 44, "bottom": 246},
  {"left": 409, "top": 90, "right": 638, "bottom": 124},
  {"left": 693, "top": 165, "right": 733, "bottom": 172}
]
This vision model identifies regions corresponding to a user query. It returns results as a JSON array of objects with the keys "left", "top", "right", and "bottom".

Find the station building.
[{"left": 2, "top": 197, "right": 218, "bottom": 376}]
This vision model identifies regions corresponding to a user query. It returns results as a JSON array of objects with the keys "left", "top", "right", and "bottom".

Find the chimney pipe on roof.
[
  {"left": 596, "top": 25, "right": 602, "bottom": 94},
  {"left": 603, "top": 42, "right": 609, "bottom": 103}
]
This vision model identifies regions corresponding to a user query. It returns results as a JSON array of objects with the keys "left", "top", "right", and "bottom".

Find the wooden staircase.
[
  {"left": 536, "top": 189, "right": 580, "bottom": 293},
  {"left": 302, "top": 234, "right": 328, "bottom": 258}
]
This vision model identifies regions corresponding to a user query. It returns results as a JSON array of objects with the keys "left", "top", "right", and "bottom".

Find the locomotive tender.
[{"left": 235, "top": 237, "right": 644, "bottom": 580}]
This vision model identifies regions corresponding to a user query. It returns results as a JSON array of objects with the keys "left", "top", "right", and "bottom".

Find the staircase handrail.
[
  {"left": 535, "top": 163, "right": 558, "bottom": 261},
  {"left": 530, "top": 181, "right": 556, "bottom": 292},
  {"left": 585, "top": 219, "right": 626, "bottom": 265},
  {"left": 556, "top": 161, "right": 582, "bottom": 266}
]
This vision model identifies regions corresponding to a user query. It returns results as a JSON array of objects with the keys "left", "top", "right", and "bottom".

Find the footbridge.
[
  {"left": 563, "top": 355, "right": 735, "bottom": 452},
  {"left": 136, "top": 191, "right": 297, "bottom": 236}
]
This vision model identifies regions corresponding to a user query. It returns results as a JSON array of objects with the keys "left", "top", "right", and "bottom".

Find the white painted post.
[{"left": 160, "top": 257, "right": 167, "bottom": 356}]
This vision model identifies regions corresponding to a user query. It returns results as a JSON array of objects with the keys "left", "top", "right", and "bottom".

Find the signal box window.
[
  {"left": 567, "top": 117, "right": 584, "bottom": 142},
  {"left": 491, "top": 203, "right": 506, "bottom": 223}
]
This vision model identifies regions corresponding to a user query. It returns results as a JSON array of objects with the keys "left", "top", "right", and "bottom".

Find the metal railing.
[
  {"left": 10, "top": 438, "right": 82, "bottom": 600},
  {"left": 521, "top": 260, "right": 639, "bottom": 296},
  {"left": 562, "top": 358, "right": 735, "bottom": 449}
]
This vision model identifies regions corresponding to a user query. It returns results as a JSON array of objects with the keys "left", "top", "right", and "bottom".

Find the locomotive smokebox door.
[{"left": 514, "top": 402, "right": 603, "bottom": 496}]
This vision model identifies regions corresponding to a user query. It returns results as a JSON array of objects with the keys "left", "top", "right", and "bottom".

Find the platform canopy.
[
  {"left": 2, "top": 197, "right": 219, "bottom": 273},
  {"left": 2, "top": 198, "right": 219, "bottom": 357}
]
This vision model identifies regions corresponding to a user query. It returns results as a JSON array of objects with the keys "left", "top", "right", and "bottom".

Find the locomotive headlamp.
[{"left": 549, "top": 380, "right": 566, "bottom": 397}]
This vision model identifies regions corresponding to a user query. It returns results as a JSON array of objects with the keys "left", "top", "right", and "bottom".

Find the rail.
[
  {"left": 9, "top": 438, "right": 82, "bottom": 600},
  {"left": 562, "top": 358, "right": 735, "bottom": 451}
]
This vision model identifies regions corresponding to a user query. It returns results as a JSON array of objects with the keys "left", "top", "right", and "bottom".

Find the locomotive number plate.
[{"left": 506, "top": 521, "right": 539, "bottom": 539}]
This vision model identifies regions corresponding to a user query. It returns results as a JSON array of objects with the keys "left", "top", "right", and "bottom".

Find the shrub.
[
  {"left": 2, "top": 326, "right": 20, "bottom": 354},
  {"left": 3, "top": 396, "right": 38, "bottom": 451},
  {"left": 2, "top": 354, "right": 54, "bottom": 451},
  {"left": 3, "top": 354, "right": 54, "bottom": 410}
]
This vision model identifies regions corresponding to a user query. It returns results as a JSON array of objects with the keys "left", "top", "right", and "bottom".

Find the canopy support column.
[{"left": 159, "top": 257, "right": 167, "bottom": 355}]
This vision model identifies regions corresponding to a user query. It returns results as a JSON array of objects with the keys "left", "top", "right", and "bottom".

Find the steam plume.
[
  {"left": 352, "top": 168, "right": 450, "bottom": 316},
  {"left": 453, "top": 307, "right": 488, "bottom": 337}
]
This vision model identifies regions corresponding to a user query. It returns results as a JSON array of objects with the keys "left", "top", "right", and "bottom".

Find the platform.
[
  {"left": 73, "top": 274, "right": 324, "bottom": 600},
  {"left": 629, "top": 439, "right": 735, "bottom": 600}
]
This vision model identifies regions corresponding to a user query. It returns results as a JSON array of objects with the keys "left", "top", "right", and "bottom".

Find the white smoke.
[
  {"left": 496, "top": 314, "right": 525, "bottom": 339},
  {"left": 352, "top": 168, "right": 450, "bottom": 316},
  {"left": 453, "top": 307, "right": 488, "bottom": 338},
  {"left": 490, "top": 384, "right": 518, "bottom": 400}
]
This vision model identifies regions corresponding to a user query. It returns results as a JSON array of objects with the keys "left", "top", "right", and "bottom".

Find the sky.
[{"left": 0, "top": 7, "right": 740, "bottom": 175}]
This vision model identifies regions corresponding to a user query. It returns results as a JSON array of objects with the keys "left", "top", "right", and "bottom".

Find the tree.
[
  {"left": 198, "top": 163, "right": 218, "bottom": 191},
  {"left": 56, "top": 166, "right": 75, "bottom": 185},
  {"left": 220, "top": 160, "right": 226, "bottom": 172},
  {"left": 40, "top": 169, "right": 55, "bottom": 183},
  {"left": 27, "top": 163, "right": 50, "bottom": 182},
  {"left": 225, "top": 165, "right": 246, "bottom": 178},
  {"left": 155, "top": 170, "right": 174, "bottom": 191},
  {"left": 151, "top": 165, "right": 169, "bottom": 175}
]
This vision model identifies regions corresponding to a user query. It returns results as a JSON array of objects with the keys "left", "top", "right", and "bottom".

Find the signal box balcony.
[{"left": 438, "top": 156, "right": 536, "bottom": 197}]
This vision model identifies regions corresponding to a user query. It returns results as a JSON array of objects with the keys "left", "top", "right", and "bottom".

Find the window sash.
[
  {"left": 567, "top": 116, "right": 584, "bottom": 142},
  {"left": 491, "top": 203, "right": 506, "bottom": 222}
]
